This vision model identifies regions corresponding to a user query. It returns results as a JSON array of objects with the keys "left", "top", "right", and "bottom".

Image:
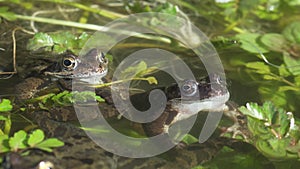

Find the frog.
[
  {"left": 10, "top": 74, "right": 235, "bottom": 169},
  {"left": 141, "top": 74, "right": 230, "bottom": 137},
  {"left": 11, "top": 49, "right": 247, "bottom": 168},
  {"left": 15, "top": 48, "right": 108, "bottom": 100}
]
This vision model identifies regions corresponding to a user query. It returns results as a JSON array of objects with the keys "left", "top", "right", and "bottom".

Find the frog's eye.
[
  {"left": 62, "top": 57, "right": 77, "bottom": 70},
  {"left": 181, "top": 80, "right": 198, "bottom": 97}
]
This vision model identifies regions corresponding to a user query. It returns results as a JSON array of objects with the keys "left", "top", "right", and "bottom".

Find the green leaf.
[
  {"left": 0, "top": 99, "right": 12, "bottom": 112},
  {"left": 3, "top": 115, "right": 11, "bottom": 135},
  {"left": 236, "top": 33, "right": 269, "bottom": 53},
  {"left": 239, "top": 103, "right": 265, "bottom": 120},
  {"left": 286, "top": 140, "right": 300, "bottom": 154},
  {"left": 136, "top": 67, "right": 158, "bottom": 78},
  {"left": 181, "top": 134, "right": 198, "bottom": 145},
  {"left": 35, "top": 138, "right": 64, "bottom": 152},
  {"left": 26, "top": 32, "right": 54, "bottom": 51},
  {"left": 51, "top": 91, "right": 71, "bottom": 106},
  {"left": 47, "top": 90, "right": 105, "bottom": 106},
  {"left": 259, "top": 33, "right": 287, "bottom": 52},
  {"left": 239, "top": 102, "right": 292, "bottom": 137},
  {"left": 0, "top": 7, "right": 16, "bottom": 21},
  {"left": 274, "top": 110, "right": 289, "bottom": 137},
  {"left": 253, "top": 5, "right": 282, "bottom": 20},
  {"left": 73, "top": 91, "right": 105, "bottom": 103},
  {"left": 287, "top": 0, "right": 300, "bottom": 6},
  {"left": 282, "top": 21, "right": 300, "bottom": 44},
  {"left": 40, "top": 93, "right": 56, "bottom": 104},
  {"left": 153, "top": 2, "right": 177, "bottom": 15},
  {"left": 283, "top": 53, "right": 300, "bottom": 75},
  {"left": 0, "top": 135, "right": 9, "bottom": 153},
  {"left": 145, "top": 76, "right": 158, "bottom": 85},
  {"left": 258, "top": 86, "right": 287, "bottom": 107},
  {"left": 27, "top": 129, "right": 45, "bottom": 147},
  {"left": 77, "top": 32, "right": 91, "bottom": 48},
  {"left": 121, "top": 61, "right": 148, "bottom": 79},
  {"left": 36, "top": 146, "right": 53, "bottom": 152},
  {"left": 248, "top": 116, "right": 271, "bottom": 139},
  {"left": 51, "top": 32, "right": 76, "bottom": 45},
  {"left": 239, "top": 0, "right": 261, "bottom": 11},
  {"left": 202, "top": 146, "right": 270, "bottom": 169},
  {"left": 279, "top": 64, "right": 291, "bottom": 77},
  {"left": 263, "top": 75, "right": 277, "bottom": 80},
  {"left": 95, "top": 95, "right": 105, "bottom": 102},
  {"left": 51, "top": 31, "right": 77, "bottom": 54},
  {"left": 238, "top": 101, "right": 300, "bottom": 161},
  {"left": 9, "top": 130, "right": 27, "bottom": 151},
  {"left": 255, "top": 139, "right": 288, "bottom": 159},
  {"left": 278, "top": 86, "right": 300, "bottom": 92},
  {"left": 0, "top": 115, "right": 8, "bottom": 121},
  {"left": 245, "top": 62, "right": 270, "bottom": 74},
  {"left": 239, "top": 101, "right": 300, "bottom": 160},
  {"left": 26, "top": 32, "right": 92, "bottom": 54},
  {"left": 261, "top": 101, "right": 275, "bottom": 125},
  {"left": 295, "top": 75, "right": 300, "bottom": 86}
]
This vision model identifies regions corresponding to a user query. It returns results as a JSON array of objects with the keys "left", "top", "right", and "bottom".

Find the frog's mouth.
[
  {"left": 170, "top": 92, "right": 229, "bottom": 124},
  {"left": 44, "top": 65, "right": 108, "bottom": 79}
]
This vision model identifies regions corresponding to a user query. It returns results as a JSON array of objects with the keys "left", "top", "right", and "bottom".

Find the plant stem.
[
  {"left": 270, "top": 73, "right": 297, "bottom": 87},
  {"left": 16, "top": 15, "right": 106, "bottom": 30},
  {"left": 39, "top": 0, "right": 125, "bottom": 19},
  {"left": 15, "top": 15, "right": 175, "bottom": 45},
  {"left": 92, "top": 77, "right": 155, "bottom": 88}
]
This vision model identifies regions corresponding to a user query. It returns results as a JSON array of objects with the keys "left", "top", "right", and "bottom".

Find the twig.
[
  {"left": 15, "top": 15, "right": 175, "bottom": 45},
  {"left": 30, "top": 8, "right": 79, "bottom": 32},
  {"left": 0, "top": 27, "right": 34, "bottom": 78}
]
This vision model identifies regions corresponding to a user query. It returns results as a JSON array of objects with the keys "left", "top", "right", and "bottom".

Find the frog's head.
[
  {"left": 142, "top": 74, "right": 230, "bottom": 137},
  {"left": 44, "top": 48, "right": 108, "bottom": 80}
]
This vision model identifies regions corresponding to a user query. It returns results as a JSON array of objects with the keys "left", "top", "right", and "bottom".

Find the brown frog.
[
  {"left": 10, "top": 49, "right": 246, "bottom": 169},
  {"left": 25, "top": 75, "right": 232, "bottom": 169},
  {"left": 15, "top": 48, "right": 108, "bottom": 100}
]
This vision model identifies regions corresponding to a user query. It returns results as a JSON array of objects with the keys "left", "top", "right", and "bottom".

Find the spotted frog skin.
[
  {"left": 44, "top": 49, "right": 108, "bottom": 80},
  {"left": 141, "top": 75, "right": 230, "bottom": 137},
  {"left": 12, "top": 50, "right": 241, "bottom": 169},
  {"left": 14, "top": 75, "right": 232, "bottom": 169},
  {"left": 15, "top": 48, "right": 108, "bottom": 100}
]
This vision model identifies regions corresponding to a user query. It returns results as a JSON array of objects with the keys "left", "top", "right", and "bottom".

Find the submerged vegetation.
[{"left": 0, "top": 0, "right": 300, "bottom": 168}]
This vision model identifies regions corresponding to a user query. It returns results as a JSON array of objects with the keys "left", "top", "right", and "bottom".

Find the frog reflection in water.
[{"left": 11, "top": 49, "right": 241, "bottom": 169}]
